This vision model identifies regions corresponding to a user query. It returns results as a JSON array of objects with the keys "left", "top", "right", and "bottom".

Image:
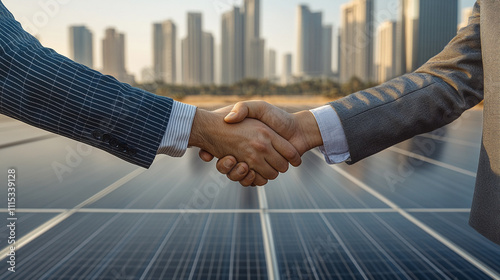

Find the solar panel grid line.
[
  {"left": 368, "top": 214, "right": 453, "bottom": 279},
  {"left": 228, "top": 213, "right": 238, "bottom": 279},
  {"left": 257, "top": 187, "right": 279, "bottom": 280},
  {"left": 314, "top": 150, "right": 500, "bottom": 280},
  {"left": 56, "top": 214, "right": 139, "bottom": 279},
  {"left": 37, "top": 211, "right": 126, "bottom": 278},
  {"left": 84, "top": 213, "right": 152, "bottom": 278},
  {"left": 339, "top": 214, "right": 413, "bottom": 279},
  {"left": 0, "top": 214, "right": 92, "bottom": 279},
  {"left": 185, "top": 184, "right": 241, "bottom": 280},
  {"left": 0, "top": 166, "right": 146, "bottom": 261},
  {"left": 388, "top": 147, "right": 477, "bottom": 177},
  {"left": 138, "top": 214, "right": 183, "bottom": 280},
  {"left": 187, "top": 213, "right": 215, "bottom": 279},
  {"left": 287, "top": 172, "right": 369, "bottom": 279}
]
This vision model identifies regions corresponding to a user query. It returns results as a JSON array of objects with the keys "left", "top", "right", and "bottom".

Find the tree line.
[{"left": 136, "top": 77, "right": 379, "bottom": 101}]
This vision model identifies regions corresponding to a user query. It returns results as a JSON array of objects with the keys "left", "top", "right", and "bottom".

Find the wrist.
[
  {"left": 295, "top": 110, "right": 323, "bottom": 153},
  {"left": 188, "top": 109, "right": 212, "bottom": 149}
]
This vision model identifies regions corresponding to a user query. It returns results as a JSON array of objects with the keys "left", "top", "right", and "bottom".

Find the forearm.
[
  {"left": 0, "top": 11, "right": 173, "bottom": 168},
  {"left": 331, "top": 3, "right": 483, "bottom": 164}
]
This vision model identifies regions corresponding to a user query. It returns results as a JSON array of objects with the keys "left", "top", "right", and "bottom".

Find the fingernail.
[
  {"left": 237, "top": 166, "right": 246, "bottom": 175},
  {"left": 224, "top": 159, "right": 233, "bottom": 169},
  {"left": 226, "top": 112, "right": 236, "bottom": 118}
]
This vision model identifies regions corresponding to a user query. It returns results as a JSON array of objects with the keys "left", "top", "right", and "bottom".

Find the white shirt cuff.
[
  {"left": 157, "top": 101, "right": 197, "bottom": 157},
  {"left": 310, "top": 105, "right": 350, "bottom": 164}
]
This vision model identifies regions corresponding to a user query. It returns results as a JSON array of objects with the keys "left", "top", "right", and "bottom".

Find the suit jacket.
[
  {"left": 331, "top": 0, "right": 499, "bottom": 245},
  {"left": 0, "top": 2, "right": 173, "bottom": 168}
]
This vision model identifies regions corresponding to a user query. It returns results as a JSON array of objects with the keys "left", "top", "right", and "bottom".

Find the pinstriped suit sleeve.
[{"left": 0, "top": 3, "right": 173, "bottom": 168}]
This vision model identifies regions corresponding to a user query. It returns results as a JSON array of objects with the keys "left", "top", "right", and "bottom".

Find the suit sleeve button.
[
  {"left": 102, "top": 134, "right": 111, "bottom": 142},
  {"left": 127, "top": 148, "right": 137, "bottom": 157},
  {"left": 118, "top": 143, "right": 128, "bottom": 152},
  {"left": 109, "top": 138, "right": 120, "bottom": 148},
  {"left": 92, "top": 130, "right": 103, "bottom": 140}
]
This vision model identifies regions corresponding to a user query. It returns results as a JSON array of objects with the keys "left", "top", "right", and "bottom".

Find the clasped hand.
[{"left": 190, "top": 101, "right": 323, "bottom": 186}]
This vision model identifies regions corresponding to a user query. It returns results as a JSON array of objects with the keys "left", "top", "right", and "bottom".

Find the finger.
[
  {"left": 239, "top": 170, "right": 256, "bottom": 187},
  {"left": 271, "top": 134, "right": 302, "bottom": 167},
  {"left": 216, "top": 156, "right": 238, "bottom": 174},
  {"left": 199, "top": 150, "right": 215, "bottom": 162},
  {"left": 253, "top": 160, "right": 280, "bottom": 180},
  {"left": 226, "top": 162, "right": 250, "bottom": 182},
  {"left": 224, "top": 101, "right": 269, "bottom": 123},
  {"left": 253, "top": 173, "right": 268, "bottom": 186},
  {"left": 264, "top": 148, "right": 290, "bottom": 174}
]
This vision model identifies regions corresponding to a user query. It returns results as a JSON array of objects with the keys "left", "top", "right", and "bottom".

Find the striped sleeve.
[{"left": 0, "top": 1, "right": 174, "bottom": 168}]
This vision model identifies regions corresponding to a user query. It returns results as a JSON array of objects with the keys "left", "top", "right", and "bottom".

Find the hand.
[
  {"left": 189, "top": 106, "right": 302, "bottom": 186},
  {"left": 199, "top": 101, "right": 323, "bottom": 185}
]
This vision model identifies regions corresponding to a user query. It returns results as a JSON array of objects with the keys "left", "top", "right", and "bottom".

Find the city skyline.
[{"left": 7, "top": 0, "right": 475, "bottom": 83}]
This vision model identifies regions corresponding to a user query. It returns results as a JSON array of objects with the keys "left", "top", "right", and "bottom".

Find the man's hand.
[
  {"left": 189, "top": 106, "right": 302, "bottom": 186},
  {"left": 199, "top": 101, "right": 323, "bottom": 185}
]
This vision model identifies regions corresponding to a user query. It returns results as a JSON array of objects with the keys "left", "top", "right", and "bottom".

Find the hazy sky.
[{"left": 3, "top": 0, "right": 476, "bottom": 81}]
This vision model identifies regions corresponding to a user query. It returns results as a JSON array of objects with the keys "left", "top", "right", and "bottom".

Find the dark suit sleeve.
[
  {"left": 331, "top": 2, "right": 483, "bottom": 164},
  {"left": 0, "top": 3, "right": 173, "bottom": 168}
]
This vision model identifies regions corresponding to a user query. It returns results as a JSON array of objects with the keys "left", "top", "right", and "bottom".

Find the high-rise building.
[
  {"left": 153, "top": 20, "right": 177, "bottom": 84},
  {"left": 102, "top": 28, "right": 132, "bottom": 83},
  {"left": 339, "top": 0, "right": 374, "bottom": 83},
  {"left": 202, "top": 32, "right": 214, "bottom": 85},
  {"left": 282, "top": 53, "right": 293, "bottom": 85},
  {"left": 69, "top": 26, "right": 93, "bottom": 69},
  {"left": 221, "top": 7, "right": 244, "bottom": 85},
  {"left": 322, "top": 25, "right": 333, "bottom": 76},
  {"left": 266, "top": 49, "right": 276, "bottom": 80},
  {"left": 182, "top": 13, "right": 203, "bottom": 86},
  {"left": 297, "top": 5, "right": 332, "bottom": 78},
  {"left": 376, "top": 21, "right": 398, "bottom": 83},
  {"left": 397, "top": 0, "right": 458, "bottom": 74},
  {"left": 244, "top": 0, "right": 264, "bottom": 79},
  {"left": 458, "top": 7, "right": 473, "bottom": 30}
]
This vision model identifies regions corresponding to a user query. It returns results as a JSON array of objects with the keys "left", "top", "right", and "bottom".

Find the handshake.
[{"left": 188, "top": 101, "right": 324, "bottom": 186}]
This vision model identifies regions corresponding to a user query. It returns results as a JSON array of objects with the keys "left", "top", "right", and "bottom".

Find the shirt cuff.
[
  {"left": 310, "top": 105, "right": 350, "bottom": 164},
  {"left": 157, "top": 101, "right": 197, "bottom": 157}
]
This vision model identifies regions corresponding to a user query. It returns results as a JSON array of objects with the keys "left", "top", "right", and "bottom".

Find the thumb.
[{"left": 224, "top": 102, "right": 250, "bottom": 123}]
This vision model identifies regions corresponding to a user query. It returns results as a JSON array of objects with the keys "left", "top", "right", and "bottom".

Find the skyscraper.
[
  {"left": 102, "top": 28, "right": 131, "bottom": 83},
  {"left": 376, "top": 21, "right": 398, "bottom": 83},
  {"left": 322, "top": 25, "right": 333, "bottom": 76},
  {"left": 266, "top": 49, "right": 276, "bottom": 80},
  {"left": 153, "top": 20, "right": 177, "bottom": 84},
  {"left": 339, "top": 0, "right": 374, "bottom": 83},
  {"left": 397, "top": 0, "right": 458, "bottom": 74},
  {"left": 69, "top": 26, "right": 93, "bottom": 69},
  {"left": 221, "top": 7, "right": 244, "bottom": 85},
  {"left": 297, "top": 5, "right": 332, "bottom": 78},
  {"left": 202, "top": 32, "right": 214, "bottom": 85},
  {"left": 282, "top": 53, "right": 293, "bottom": 85},
  {"left": 244, "top": 0, "right": 264, "bottom": 79},
  {"left": 182, "top": 13, "right": 203, "bottom": 86}
]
